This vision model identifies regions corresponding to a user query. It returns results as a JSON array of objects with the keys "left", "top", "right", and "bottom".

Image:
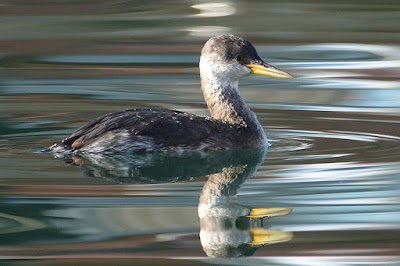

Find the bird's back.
[{"left": 48, "top": 108, "right": 263, "bottom": 154}]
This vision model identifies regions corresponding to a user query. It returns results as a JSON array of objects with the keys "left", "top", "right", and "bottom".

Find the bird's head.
[{"left": 200, "top": 35, "right": 292, "bottom": 84}]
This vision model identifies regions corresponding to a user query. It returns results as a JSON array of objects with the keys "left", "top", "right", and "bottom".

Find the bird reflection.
[
  {"left": 54, "top": 147, "right": 292, "bottom": 257},
  {"left": 59, "top": 148, "right": 263, "bottom": 184},
  {"left": 198, "top": 148, "right": 292, "bottom": 258}
]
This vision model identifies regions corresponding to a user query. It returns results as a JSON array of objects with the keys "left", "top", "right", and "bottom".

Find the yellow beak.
[
  {"left": 246, "top": 64, "right": 293, "bottom": 78},
  {"left": 246, "top": 207, "right": 293, "bottom": 218}
]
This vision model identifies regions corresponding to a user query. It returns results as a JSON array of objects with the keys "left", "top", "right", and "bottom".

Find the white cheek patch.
[{"left": 200, "top": 57, "right": 251, "bottom": 86}]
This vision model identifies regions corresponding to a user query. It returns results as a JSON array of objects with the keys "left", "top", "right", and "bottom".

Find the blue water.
[{"left": 1, "top": 1, "right": 400, "bottom": 265}]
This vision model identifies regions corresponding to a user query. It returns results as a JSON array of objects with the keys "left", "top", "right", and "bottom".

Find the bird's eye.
[{"left": 236, "top": 55, "right": 243, "bottom": 62}]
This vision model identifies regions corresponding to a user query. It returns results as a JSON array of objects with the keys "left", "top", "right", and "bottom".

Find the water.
[{"left": 1, "top": 1, "right": 400, "bottom": 265}]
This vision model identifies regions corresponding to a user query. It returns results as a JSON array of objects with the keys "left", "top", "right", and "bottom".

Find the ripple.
[
  {"left": 191, "top": 3, "right": 236, "bottom": 18},
  {"left": 38, "top": 54, "right": 198, "bottom": 65},
  {"left": 272, "top": 128, "right": 400, "bottom": 143},
  {"left": 0, "top": 212, "right": 45, "bottom": 234},
  {"left": 267, "top": 125, "right": 400, "bottom": 163},
  {"left": 281, "top": 43, "right": 400, "bottom": 67}
]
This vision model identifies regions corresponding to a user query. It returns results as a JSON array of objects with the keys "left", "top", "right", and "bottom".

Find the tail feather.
[{"left": 44, "top": 139, "right": 74, "bottom": 154}]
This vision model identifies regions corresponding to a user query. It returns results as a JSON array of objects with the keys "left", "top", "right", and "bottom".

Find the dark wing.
[
  {"left": 133, "top": 109, "right": 246, "bottom": 149},
  {"left": 52, "top": 108, "right": 247, "bottom": 152},
  {"left": 53, "top": 109, "right": 138, "bottom": 150}
]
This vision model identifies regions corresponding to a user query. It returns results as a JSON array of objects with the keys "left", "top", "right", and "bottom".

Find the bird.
[{"left": 47, "top": 34, "right": 292, "bottom": 154}]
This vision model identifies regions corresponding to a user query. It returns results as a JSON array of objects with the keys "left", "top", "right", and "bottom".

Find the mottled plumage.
[
  {"left": 49, "top": 108, "right": 262, "bottom": 154},
  {"left": 48, "top": 35, "right": 292, "bottom": 154}
]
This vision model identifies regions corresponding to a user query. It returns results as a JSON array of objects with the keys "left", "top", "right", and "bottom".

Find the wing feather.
[{"left": 51, "top": 108, "right": 248, "bottom": 152}]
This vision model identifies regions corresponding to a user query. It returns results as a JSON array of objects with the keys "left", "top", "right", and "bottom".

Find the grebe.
[{"left": 48, "top": 35, "right": 292, "bottom": 154}]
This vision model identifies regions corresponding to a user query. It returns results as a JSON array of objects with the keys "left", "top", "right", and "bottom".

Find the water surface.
[{"left": 1, "top": 1, "right": 400, "bottom": 265}]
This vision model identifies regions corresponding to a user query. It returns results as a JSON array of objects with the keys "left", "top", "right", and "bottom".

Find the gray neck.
[
  {"left": 201, "top": 77, "right": 254, "bottom": 126},
  {"left": 199, "top": 165, "right": 245, "bottom": 205},
  {"left": 199, "top": 55, "right": 267, "bottom": 145}
]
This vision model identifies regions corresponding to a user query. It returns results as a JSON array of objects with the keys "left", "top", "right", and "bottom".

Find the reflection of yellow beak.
[
  {"left": 246, "top": 64, "right": 293, "bottom": 78},
  {"left": 248, "top": 228, "right": 293, "bottom": 245}
]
